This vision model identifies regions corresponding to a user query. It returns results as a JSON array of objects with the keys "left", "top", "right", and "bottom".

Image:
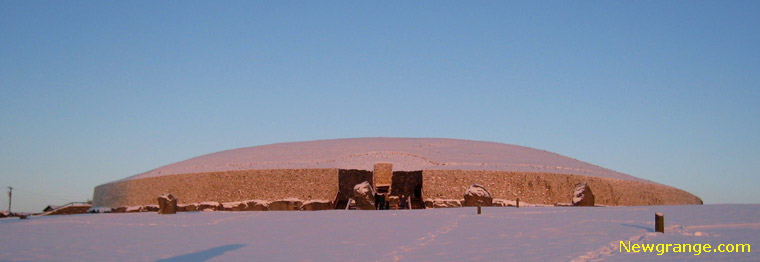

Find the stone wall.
[
  {"left": 93, "top": 168, "right": 702, "bottom": 209},
  {"left": 93, "top": 168, "right": 339, "bottom": 208},
  {"left": 422, "top": 170, "right": 702, "bottom": 206}
]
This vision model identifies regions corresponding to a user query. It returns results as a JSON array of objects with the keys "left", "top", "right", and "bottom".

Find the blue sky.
[{"left": 1, "top": 1, "right": 758, "bottom": 212}]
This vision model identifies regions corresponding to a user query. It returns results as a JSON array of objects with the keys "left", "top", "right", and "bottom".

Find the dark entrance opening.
[
  {"left": 335, "top": 169, "right": 373, "bottom": 209},
  {"left": 391, "top": 171, "right": 423, "bottom": 209}
]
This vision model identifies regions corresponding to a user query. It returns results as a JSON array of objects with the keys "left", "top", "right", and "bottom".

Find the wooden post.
[
  {"left": 655, "top": 212, "right": 664, "bottom": 233},
  {"left": 477, "top": 205, "right": 481, "bottom": 214},
  {"left": 516, "top": 198, "right": 519, "bottom": 208}
]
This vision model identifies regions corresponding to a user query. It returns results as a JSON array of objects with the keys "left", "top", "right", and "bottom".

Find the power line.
[
  {"left": 12, "top": 187, "right": 83, "bottom": 200},
  {"left": 2, "top": 186, "right": 88, "bottom": 212}
]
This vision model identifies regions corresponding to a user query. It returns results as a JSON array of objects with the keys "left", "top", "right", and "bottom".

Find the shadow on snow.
[{"left": 620, "top": 223, "right": 654, "bottom": 232}]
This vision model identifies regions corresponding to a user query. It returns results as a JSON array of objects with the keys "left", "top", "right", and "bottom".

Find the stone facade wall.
[
  {"left": 422, "top": 170, "right": 702, "bottom": 206},
  {"left": 93, "top": 168, "right": 339, "bottom": 208},
  {"left": 93, "top": 168, "right": 702, "bottom": 209}
]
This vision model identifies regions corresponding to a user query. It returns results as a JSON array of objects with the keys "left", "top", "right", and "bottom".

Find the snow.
[
  {"left": 246, "top": 199, "right": 270, "bottom": 205},
  {"left": 302, "top": 199, "right": 331, "bottom": 205},
  {"left": 1, "top": 205, "right": 757, "bottom": 261},
  {"left": 124, "top": 138, "right": 645, "bottom": 183},
  {"left": 354, "top": 181, "right": 373, "bottom": 195},
  {"left": 465, "top": 184, "right": 491, "bottom": 197},
  {"left": 428, "top": 199, "right": 462, "bottom": 208},
  {"left": 493, "top": 199, "right": 515, "bottom": 207},
  {"left": 573, "top": 196, "right": 583, "bottom": 204},
  {"left": 573, "top": 185, "right": 586, "bottom": 203},
  {"left": 221, "top": 202, "right": 243, "bottom": 209}
]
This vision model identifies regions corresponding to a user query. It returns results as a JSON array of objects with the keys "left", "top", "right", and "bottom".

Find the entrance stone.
[{"left": 353, "top": 181, "right": 376, "bottom": 210}]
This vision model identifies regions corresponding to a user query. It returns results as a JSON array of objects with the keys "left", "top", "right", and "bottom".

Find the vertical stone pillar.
[
  {"left": 157, "top": 194, "right": 177, "bottom": 215},
  {"left": 373, "top": 162, "right": 393, "bottom": 190}
]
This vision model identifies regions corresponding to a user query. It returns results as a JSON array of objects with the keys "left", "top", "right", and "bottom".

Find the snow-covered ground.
[{"left": 1, "top": 205, "right": 756, "bottom": 261}]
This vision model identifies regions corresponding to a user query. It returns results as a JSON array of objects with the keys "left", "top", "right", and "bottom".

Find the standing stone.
[
  {"left": 463, "top": 184, "right": 493, "bottom": 207},
  {"left": 157, "top": 194, "right": 177, "bottom": 214},
  {"left": 572, "top": 182, "right": 595, "bottom": 206},
  {"left": 373, "top": 162, "right": 393, "bottom": 190},
  {"left": 353, "top": 181, "right": 376, "bottom": 210}
]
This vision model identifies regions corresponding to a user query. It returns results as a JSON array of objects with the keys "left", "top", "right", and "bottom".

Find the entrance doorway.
[
  {"left": 391, "top": 171, "right": 423, "bottom": 209},
  {"left": 335, "top": 169, "right": 373, "bottom": 209}
]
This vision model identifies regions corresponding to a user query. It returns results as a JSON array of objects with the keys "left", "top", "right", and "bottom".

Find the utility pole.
[{"left": 7, "top": 186, "right": 12, "bottom": 214}]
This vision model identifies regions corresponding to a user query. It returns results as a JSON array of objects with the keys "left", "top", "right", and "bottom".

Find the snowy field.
[{"left": 1, "top": 205, "right": 757, "bottom": 261}]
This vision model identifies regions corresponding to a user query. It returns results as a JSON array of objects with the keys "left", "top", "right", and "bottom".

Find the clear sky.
[{"left": 1, "top": 1, "right": 758, "bottom": 212}]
